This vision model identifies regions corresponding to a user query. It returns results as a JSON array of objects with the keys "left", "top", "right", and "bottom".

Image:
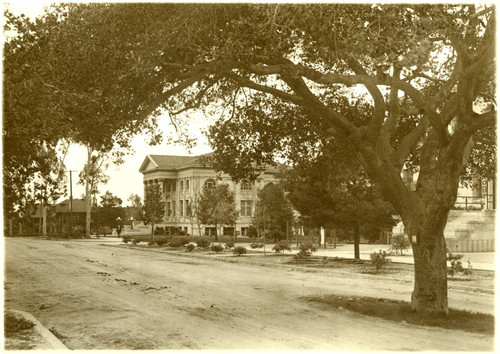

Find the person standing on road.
[{"left": 116, "top": 217, "right": 124, "bottom": 237}]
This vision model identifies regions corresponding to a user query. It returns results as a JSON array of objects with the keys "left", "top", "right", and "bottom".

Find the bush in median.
[
  {"left": 233, "top": 246, "right": 247, "bottom": 256},
  {"left": 370, "top": 250, "right": 390, "bottom": 273},
  {"left": 272, "top": 241, "right": 291, "bottom": 254},
  {"left": 210, "top": 244, "right": 224, "bottom": 253}
]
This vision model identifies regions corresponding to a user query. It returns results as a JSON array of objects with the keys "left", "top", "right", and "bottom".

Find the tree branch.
[
  {"left": 281, "top": 74, "right": 357, "bottom": 137},
  {"left": 344, "top": 56, "right": 386, "bottom": 141},
  {"left": 395, "top": 117, "right": 429, "bottom": 169},
  {"left": 136, "top": 71, "right": 208, "bottom": 122},
  {"left": 470, "top": 110, "right": 497, "bottom": 131},
  {"left": 227, "top": 73, "right": 305, "bottom": 105}
]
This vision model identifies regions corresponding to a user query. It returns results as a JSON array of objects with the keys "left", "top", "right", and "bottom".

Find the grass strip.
[
  {"left": 304, "top": 294, "right": 494, "bottom": 335},
  {"left": 4, "top": 312, "right": 35, "bottom": 335}
]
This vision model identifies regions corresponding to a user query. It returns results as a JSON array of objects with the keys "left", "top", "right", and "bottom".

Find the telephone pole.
[{"left": 65, "top": 170, "right": 77, "bottom": 236}]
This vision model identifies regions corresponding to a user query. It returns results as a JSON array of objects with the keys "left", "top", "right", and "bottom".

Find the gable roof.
[
  {"left": 139, "top": 153, "right": 214, "bottom": 173},
  {"left": 31, "top": 198, "right": 88, "bottom": 217}
]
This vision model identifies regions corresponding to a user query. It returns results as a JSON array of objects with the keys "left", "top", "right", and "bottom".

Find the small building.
[
  {"left": 31, "top": 198, "right": 87, "bottom": 234},
  {"left": 139, "top": 153, "right": 281, "bottom": 236}
]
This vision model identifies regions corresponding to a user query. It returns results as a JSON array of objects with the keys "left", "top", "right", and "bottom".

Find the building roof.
[
  {"left": 139, "top": 153, "right": 214, "bottom": 173},
  {"left": 139, "top": 152, "right": 287, "bottom": 175},
  {"left": 31, "top": 198, "right": 87, "bottom": 217}
]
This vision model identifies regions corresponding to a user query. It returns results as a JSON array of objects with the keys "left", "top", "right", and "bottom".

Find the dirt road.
[{"left": 4, "top": 237, "right": 494, "bottom": 350}]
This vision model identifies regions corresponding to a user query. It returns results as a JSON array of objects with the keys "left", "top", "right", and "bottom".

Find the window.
[
  {"left": 172, "top": 181, "right": 176, "bottom": 191},
  {"left": 179, "top": 200, "right": 183, "bottom": 216},
  {"left": 240, "top": 200, "right": 252, "bottom": 217},
  {"left": 204, "top": 179, "right": 216, "bottom": 189},
  {"left": 167, "top": 202, "right": 171, "bottom": 216},
  {"left": 172, "top": 201, "right": 176, "bottom": 216},
  {"left": 185, "top": 200, "right": 190, "bottom": 216},
  {"left": 186, "top": 179, "right": 190, "bottom": 190},
  {"left": 241, "top": 227, "right": 248, "bottom": 236},
  {"left": 180, "top": 180, "right": 183, "bottom": 190},
  {"left": 241, "top": 180, "right": 252, "bottom": 190},
  {"left": 205, "top": 227, "right": 216, "bottom": 237}
]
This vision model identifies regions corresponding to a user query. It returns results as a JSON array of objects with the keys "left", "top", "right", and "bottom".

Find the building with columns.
[{"left": 139, "top": 153, "right": 281, "bottom": 236}]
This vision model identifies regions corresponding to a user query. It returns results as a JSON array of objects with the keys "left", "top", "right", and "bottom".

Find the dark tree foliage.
[
  {"left": 3, "top": 3, "right": 496, "bottom": 314},
  {"left": 253, "top": 183, "right": 294, "bottom": 241},
  {"left": 91, "top": 191, "right": 125, "bottom": 237},
  {"left": 195, "top": 183, "right": 238, "bottom": 241},
  {"left": 142, "top": 185, "right": 165, "bottom": 237}
]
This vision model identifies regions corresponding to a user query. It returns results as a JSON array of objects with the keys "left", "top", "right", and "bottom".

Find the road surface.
[{"left": 4, "top": 237, "right": 494, "bottom": 350}]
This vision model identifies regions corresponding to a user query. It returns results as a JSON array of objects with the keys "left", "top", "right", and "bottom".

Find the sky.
[{"left": 4, "top": 0, "right": 214, "bottom": 205}]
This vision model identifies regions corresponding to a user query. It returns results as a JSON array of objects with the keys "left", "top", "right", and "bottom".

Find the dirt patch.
[{"left": 5, "top": 238, "right": 495, "bottom": 351}]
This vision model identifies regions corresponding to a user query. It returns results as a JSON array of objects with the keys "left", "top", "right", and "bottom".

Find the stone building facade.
[{"left": 139, "top": 153, "right": 281, "bottom": 236}]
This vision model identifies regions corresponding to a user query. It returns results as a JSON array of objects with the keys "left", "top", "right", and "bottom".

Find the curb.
[{"left": 10, "top": 310, "right": 68, "bottom": 350}]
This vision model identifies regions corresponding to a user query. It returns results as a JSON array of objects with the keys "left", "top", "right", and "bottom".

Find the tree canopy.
[
  {"left": 252, "top": 183, "right": 294, "bottom": 241},
  {"left": 3, "top": 3, "right": 496, "bottom": 314},
  {"left": 142, "top": 184, "right": 165, "bottom": 236},
  {"left": 196, "top": 183, "right": 238, "bottom": 240}
]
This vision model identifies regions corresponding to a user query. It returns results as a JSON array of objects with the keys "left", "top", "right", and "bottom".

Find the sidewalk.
[
  {"left": 88, "top": 237, "right": 495, "bottom": 271},
  {"left": 241, "top": 243, "right": 496, "bottom": 271}
]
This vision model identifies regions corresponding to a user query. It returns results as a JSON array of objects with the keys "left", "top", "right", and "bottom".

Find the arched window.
[
  {"left": 186, "top": 179, "right": 190, "bottom": 190},
  {"left": 204, "top": 179, "right": 216, "bottom": 189}
]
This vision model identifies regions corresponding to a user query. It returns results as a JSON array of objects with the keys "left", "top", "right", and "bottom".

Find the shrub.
[
  {"left": 167, "top": 239, "right": 184, "bottom": 248},
  {"left": 268, "top": 229, "right": 285, "bottom": 241},
  {"left": 247, "top": 225, "right": 258, "bottom": 238},
  {"left": 179, "top": 230, "right": 187, "bottom": 236},
  {"left": 390, "top": 234, "right": 411, "bottom": 255},
  {"left": 131, "top": 239, "right": 141, "bottom": 245},
  {"left": 233, "top": 246, "right": 247, "bottom": 256},
  {"left": 272, "top": 241, "right": 291, "bottom": 254},
  {"left": 186, "top": 243, "right": 195, "bottom": 252},
  {"left": 196, "top": 238, "right": 211, "bottom": 248},
  {"left": 211, "top": 244, "right": 224, "bottom": 253},
  {"left": 122, "top": 236, "right": 131, "bottom": 244},
  {"left": 250, "top": 242, "right": 264, "bottom": 249},
  {"left": 154, "top": 226, "right": 165, "bottom": 236},
  {"left": 73, "top": 225, "right": 86, "bottom": 238},
  {"left": 293, "top": 243, "right": 317, "bottom": 261},
  {"left": 370, "top": 250, "right": 390, "bottom": 272},
  {"left": 156, "top": 238, "right": 169, "bottom": 246},
  {"left": 225, "top": 240, "right": 235, "bottom": 249}
]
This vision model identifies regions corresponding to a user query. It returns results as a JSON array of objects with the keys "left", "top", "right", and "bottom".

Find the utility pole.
[{"left": 65, "top": 170, "right": 77, "bottom": 236}]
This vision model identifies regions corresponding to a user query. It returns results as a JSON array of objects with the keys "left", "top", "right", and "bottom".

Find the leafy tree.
[
  {"left": 127, "top": 194, "right": 143, "bottom": 221},
  {"left": 186, "top": 183, "right": 204, "bottom": 237},
  {"left": 100, "top": 191, "right": 123, "bottom": 208},
  {"left": 195, "top": 183, "right": 238, "bottom": 241},
  {"left": 92, "top": 191, "right": 125, "bottom": 237},
  {"left": 281, "top": 136, "right": 398, "bottom": 259},
  {"left": 77, "top": 155, "right": 110, "bottom": 205},
  {"left": 4, "top": 3, "right": 495, "bottom": 315},
  {"left": 391, "top": 234, "right": 411, "bottom": 256},
  {"left": 253, "top": 183, "right": 294, "bottom": 242},
  {"left": 142, "top": 184, "right": 165, "bottom": 238}
]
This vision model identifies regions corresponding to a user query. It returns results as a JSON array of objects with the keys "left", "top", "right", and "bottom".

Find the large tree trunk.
[
  {"left": 411, "top": 235, "right": 448, "bottom": 314},
  {"left": 353, "top": 131, "right": 468, "bottom": 315},
  {"left": 405, "top": 203, "right": 451, "bottom": 314}
]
